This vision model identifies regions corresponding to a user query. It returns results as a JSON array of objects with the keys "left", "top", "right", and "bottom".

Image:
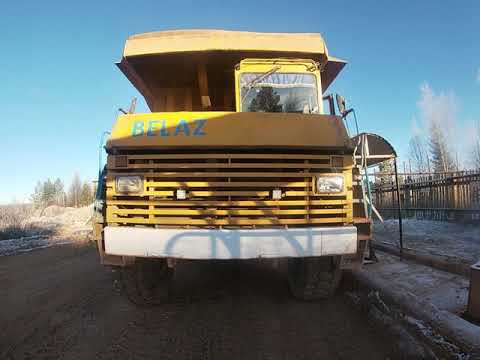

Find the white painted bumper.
[{"left": 104, "top": 226, "right": 357, "bottom": 260}]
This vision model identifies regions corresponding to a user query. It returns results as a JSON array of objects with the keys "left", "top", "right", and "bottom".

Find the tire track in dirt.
[{"left": 97, "top": 260, "right": 395, "bottom": 359}]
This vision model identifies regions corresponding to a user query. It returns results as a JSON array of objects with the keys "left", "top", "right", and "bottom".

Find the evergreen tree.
[
  {"left": 30, "top": 178, "right": 65, "bottom": 208},
  {"left": 377, "top": 160, "right": 394, "bottom": 186},
  {"left": 249, "top": 87, "right": 281, "bottom": 112},
  {"left": 42, "top": 179, "right": 57, "bottom": 206},
  {"left": 79, "top": 182, "right": 93, "bottom": 206},
  {"left": 31, "top": 181, "right": 43, "bottom": 207}
]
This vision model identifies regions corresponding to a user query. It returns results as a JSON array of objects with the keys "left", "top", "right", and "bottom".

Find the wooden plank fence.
[{"left": 372, "top": 170, "right": 480, "bottom": 221}]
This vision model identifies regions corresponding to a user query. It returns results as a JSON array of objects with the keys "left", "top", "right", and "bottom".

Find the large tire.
[
  {"left": 121, "top": 258, "right": 173, "bottom": 306},
  {"left": 287, "top": 256, "right": 342, "bottom": 300}
]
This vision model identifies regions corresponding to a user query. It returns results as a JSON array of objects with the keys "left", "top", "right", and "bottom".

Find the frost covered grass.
[
  {"left": 0, "top": 204, "right": 92, "bottom": 256},
  {"left": 0, "top": 204, "right": 51, "bottom": 240},
  {"left": 373, "top": 219, "right": 480, "bottom": 264}
]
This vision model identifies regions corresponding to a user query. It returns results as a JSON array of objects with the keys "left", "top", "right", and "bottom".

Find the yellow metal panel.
[
  {"left": 106, "top": 112, "right": 352, "bottom": 149},
  {"left": 344, "top": 168, "right": 354, "bottom": 223}
]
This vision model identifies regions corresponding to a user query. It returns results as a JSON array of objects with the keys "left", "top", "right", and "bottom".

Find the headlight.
[
  {"left": 116, "top": 176, "right": 143, "bottom": 194},
  {"left": 315, "top": 175, "right": 344, "bottom": 194}
]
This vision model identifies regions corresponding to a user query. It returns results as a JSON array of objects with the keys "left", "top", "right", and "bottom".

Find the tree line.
[{"left": 31, "top": 173, "right": 94, "bottom": 208}]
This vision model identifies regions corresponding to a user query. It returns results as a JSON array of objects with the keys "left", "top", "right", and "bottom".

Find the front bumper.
[{"left": 104, "top": 226, "right": 357, "bottom": 260}]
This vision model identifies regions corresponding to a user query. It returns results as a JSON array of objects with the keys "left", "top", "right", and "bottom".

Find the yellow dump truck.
[{"left": 94, "top": 29, "right": 375, "bottom": 305}]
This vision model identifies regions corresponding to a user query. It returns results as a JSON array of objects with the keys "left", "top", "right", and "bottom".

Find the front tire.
[
  {"left": 287, "top": 256, "right": 342, "bottom": 300},
  {"left": 121, "top": 258, "right": 173, "bottom": 306}
]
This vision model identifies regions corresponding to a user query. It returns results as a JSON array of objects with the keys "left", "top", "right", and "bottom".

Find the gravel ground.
[
  {"left": 1, "top": 243, "right": 397, "bottom": 360},
  {"left": 373, "top": 219, "right": 480, "bottom": 265}
]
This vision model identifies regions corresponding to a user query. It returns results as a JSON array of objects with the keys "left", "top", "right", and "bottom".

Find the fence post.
[{"left": 394, "top": 159, "right": 403, "bottom": 259}]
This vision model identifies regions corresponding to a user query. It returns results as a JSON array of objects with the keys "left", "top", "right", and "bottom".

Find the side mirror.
[
  {"left": 336, "top": 94, "right": 346, "bottom": 115},
  {"left": 335, "top": 93, "right": 353, "bottom": 118}
]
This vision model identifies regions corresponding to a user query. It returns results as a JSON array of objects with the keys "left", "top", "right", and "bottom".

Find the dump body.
[
  {"left": 94, "top": 30, "right": 368, "bottom": 270},
  {"left": 116, "top": 29, "right": 346, "bottom": 112}
]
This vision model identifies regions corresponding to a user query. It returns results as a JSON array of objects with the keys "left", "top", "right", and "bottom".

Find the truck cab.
[
  {"left": 94, "top": 29, "right": 370, "bottom": 305},
  {"left": 236, "top": 59, "right": 323, "bottom": 114}
]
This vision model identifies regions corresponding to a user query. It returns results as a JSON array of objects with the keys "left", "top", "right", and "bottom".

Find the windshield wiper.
[{"left": 241, "top": 66, "right": 281, "bottom": 104}]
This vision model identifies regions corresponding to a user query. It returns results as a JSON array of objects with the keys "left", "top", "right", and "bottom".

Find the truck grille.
[{"left": 106, "top": 151, "right": 353, "bottom": 228}]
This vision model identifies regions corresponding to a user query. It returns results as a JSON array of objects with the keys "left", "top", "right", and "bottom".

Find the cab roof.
[{"left": 123, "top": 29, "right": 329, "bottom": 57}]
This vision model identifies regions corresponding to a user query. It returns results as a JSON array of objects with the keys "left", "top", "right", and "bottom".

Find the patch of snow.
[
  {"left": 403, "top": 315, "right": 469, "bottom": 360},
  {"left": 373, "top": 219, "right": 480, "bottom": 264},
  {"left": 369, "top": 252, "right": 470, "bottom": 313}
]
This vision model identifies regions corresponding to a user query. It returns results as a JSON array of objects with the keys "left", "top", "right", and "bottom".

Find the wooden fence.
[{"left": 372, "top": 170, "right": 480, "bottom": 221}]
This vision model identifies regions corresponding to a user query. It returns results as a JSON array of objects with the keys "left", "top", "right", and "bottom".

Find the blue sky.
[{"left": 1, "top": 0, "right": 479, "bottom": 203}]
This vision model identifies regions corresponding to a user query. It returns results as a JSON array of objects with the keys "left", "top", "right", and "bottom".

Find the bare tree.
[
  {"left": 470, "top": 120, "right": 480, "bottom": 169},
  {"left": 68, "top": 173, "right": 82, "bottom": 208},
  {"left": 31, "top": 181, "right": 43, "bottom": 207},
  {"left": 53, "top": 178, "right": 66, "bottom": 206},
  {"left": 408, "top": 134, "right": 429, "bottom": 172}
]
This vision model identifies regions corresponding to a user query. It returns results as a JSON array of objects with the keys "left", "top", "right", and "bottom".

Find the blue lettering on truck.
[
  {"left": 132, "top": 119, "right": 206, "bottom": 137},
  {"left": 192, "top": 119, "right": 206, "bottom": 136}
]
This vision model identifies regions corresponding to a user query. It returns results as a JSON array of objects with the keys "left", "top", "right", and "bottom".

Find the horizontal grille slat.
[
  {"left": 110, "top": 172, "right": 317, "bottom": 178},
  {"left": 145, "top": 181, "right": 309, "bottom": 188},
  {"left": 107, "top": 199, "right": 348, "bottom": 207},
  {"left": 125, "top": 153, "right": 331, "bottom": 160},
  {"left": 122, "top": 163, "right": 330, "bottom": 169},
  {"left": 107, "top": 190, "right": 347, "bottom": 198},
  {"left": 107, "top": 216, "right": 347, "bottom": 226},
  {"left": 110, "top": 208, "right": 346, "bottom": 216}
]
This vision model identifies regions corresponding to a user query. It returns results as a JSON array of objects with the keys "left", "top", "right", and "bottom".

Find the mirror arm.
[
  {"left": 322, "top": 94, "right": 336, "bottom": 116},
  {"left": 341, "top": 108, "right": 353, "bottom": 118}
]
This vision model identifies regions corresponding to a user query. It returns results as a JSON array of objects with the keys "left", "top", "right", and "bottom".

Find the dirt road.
[{"left": 1, "top": 242, "right": 396, "bottom": 359}]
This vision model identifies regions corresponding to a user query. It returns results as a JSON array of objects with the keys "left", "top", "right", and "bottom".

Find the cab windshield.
[{"left": 240, "top": 73, "right": 319, "bottom": 113}]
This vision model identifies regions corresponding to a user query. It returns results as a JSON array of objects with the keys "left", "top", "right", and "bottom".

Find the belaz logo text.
[{"left": 131, "top": 119, "right": 206, "bottom": 137}]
